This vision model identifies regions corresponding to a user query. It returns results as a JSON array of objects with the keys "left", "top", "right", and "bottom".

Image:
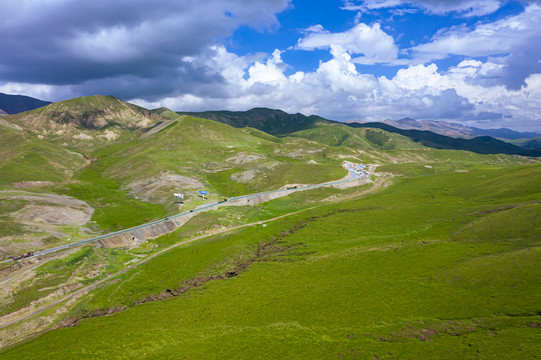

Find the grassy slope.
[
  {"left": 4, "top": 95, "right": 158, "bottom": 152},
  {"left": 42, "top": 115, "right": 348, "bottom": 232},
  {"left": 97, "top": 116, "right": 347, "bottom": 196},
  {"left": 290, "top": 122, "right": 425, "bottom": 151},
  {"left": 3, "top": 164, "right": 540, "bottom": 359},
  {"left": 0, "top": 124, "right": 87, "bottom": 186},
  {"left": 349, "top": 122, "right": 540, "bottom": 156}
]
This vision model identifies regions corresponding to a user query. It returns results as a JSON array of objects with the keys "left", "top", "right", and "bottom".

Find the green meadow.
[{"left": 2, "top": 163, "right": 540, "bottom": 359}]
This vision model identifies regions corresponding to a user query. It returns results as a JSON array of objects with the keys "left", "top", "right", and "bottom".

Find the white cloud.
[
  {"left": 411, "top": 4, "right": 541, "bottom": 59},
  {"left": 247, "top": 50, "right": 287, "bottom": 85},
  {"left": 128, "top": 43, "right": 541, "bottom": 131},
  {"left": 342, "top": 0, "right": 504, "bottom": 17},
  {"left": 2, "top": 0, "right": 540, "bottom": 132},
  {"left": 404, "top": 3, "right": 541, "bottom": 90},
  {"left": 393, "top": 63, "right": 444, "bottom": 90},
  {"left": 296, "top": 23, "right": 398, "bottom": 65}
]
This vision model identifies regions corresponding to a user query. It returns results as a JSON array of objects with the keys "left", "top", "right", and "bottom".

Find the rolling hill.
[
  {"left": 176, "top": 107, "right": 334, "bottom": 135},
  {"left": 0, "top": 95, "right": 540, "bottom": 359},
  {"left": 507, "top": 136, "right": 541, "bottom": 149},
  {"left": 3, "top": 95, "right": 161, "bottom": 152},
  {"left": 176, "top": 108, "right": 541, "bottom": 156}
]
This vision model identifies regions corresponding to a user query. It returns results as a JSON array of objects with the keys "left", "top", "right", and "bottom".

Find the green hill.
[
  {"left": 176, "top": 107, "right": 334, "bottom": 135},
  {"left": 179, "top": 108, "right": 540, "bottom": 157},
  {"left": 0, "top": 124, "right": 87, "bottom": 186},
  {"left": 4, "top": 95, "right": 159, "bottom": 151},
  {"left": 289, "top": 121, "right": 426, "bottom": 151},
  {"left": 349, "top": 122, "right": 541, "bottom": 156},
  {"left": 0, "top": 96, "right": 540, "bottom": 359},
  {"left": 75, "top": 115, "right": 349, "bottom": 218}
]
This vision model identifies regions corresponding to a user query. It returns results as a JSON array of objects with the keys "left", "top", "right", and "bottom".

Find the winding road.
[
  {"left": 0, "top": 169, "right": 381, "bottom": 332},
  {"left": 1, "top": 169, "right": 363, "bottom": 264}
]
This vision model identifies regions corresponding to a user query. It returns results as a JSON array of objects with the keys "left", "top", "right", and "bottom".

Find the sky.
[{"left": 1, "top": 0, "right": 540, "bottom": 131}]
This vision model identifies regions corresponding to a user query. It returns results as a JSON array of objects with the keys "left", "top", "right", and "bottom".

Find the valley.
[{"left": 0, "top": 96, "right": 539, "bottom": 358}]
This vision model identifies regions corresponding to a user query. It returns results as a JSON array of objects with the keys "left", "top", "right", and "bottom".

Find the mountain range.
[
  {"left": 347, "top": 117, "right": 540, "bottom": 140},
  {"left": 175, "top": 109, "right": 541, "bottom": 156}
]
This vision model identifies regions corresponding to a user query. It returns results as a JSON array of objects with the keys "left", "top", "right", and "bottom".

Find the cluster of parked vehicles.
[{"left": 10, "top": 251, "right": 34, "bottom": 261}]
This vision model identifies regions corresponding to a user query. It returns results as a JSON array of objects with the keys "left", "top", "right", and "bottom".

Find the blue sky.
[{"left": 0, "top": 0, "right": 540, "bottom": 131}]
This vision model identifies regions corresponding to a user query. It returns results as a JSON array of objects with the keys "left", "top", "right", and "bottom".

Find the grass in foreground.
[{"left": 2, "top": 165, "right": 540, "bottom": 359}]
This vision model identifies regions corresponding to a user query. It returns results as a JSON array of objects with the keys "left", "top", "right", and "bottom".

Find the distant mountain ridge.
[
  {"left": 348, "top": 122, "right": 541, "bottom": 157},
  {"left": 0, "top": 92, "right": 51, "bottom": 114},
  {"left": 178, "top": 107, "right": 540, "bottom": 156},
  {"left": 176, "top": 107, "right": 334, "bottom": 135},
  {"left": 347, "top": 117, "right": 540, "bottom": 140}
]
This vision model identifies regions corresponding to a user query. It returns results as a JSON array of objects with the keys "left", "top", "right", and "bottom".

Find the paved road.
[
  {"left": 0, "top": 170, "right": 363, "bottom": 265},
  {"left": 0, "top": 170, "right": 372, "bottom": 330}
]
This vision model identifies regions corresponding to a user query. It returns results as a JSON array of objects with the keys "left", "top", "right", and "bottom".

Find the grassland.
[
  {"left": 1, "top": 98, "right": 539, "bottom": 358},
  {"left": 2, "top": 163, "right": 539, "bottom": 359}
]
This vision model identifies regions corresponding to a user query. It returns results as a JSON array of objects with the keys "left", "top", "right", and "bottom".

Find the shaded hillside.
[
  {"left": 471, "top": 127, "right": 540, "bottom": 140},
  {"left": 0, "top": 92, "right": 51, "bottom": 114},
  {"left": 176, "top": 107, "right": 334, "bottom": 135},
  {"left": 348, "top": 122, "right": 541, "bottom": 156}
]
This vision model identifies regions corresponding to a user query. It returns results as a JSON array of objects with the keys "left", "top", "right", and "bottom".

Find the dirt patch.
[
  {"left": 0, "top": 191, "right": 92, "bottom": 209},
  {"left": 274, "top": 148, "right": 325, "bottom": 158},
  {"left": 74, "top": 133, "right": 93, "bottom": 140},
  {"left": 101, "top": 129, "right": 119, "bottom": 140},
  {"left": 0, "top": 262, "right": 20, "bottom": 277},
  {"left": 12, "top": 181, "right": 55, "bottom": 189},
  {"left": 99, "top": 212, "right": 197, "bottom": 248},
  {"left": 0, "top": 191, "right": 94, "bottom": 227},
  {"left": 128, "top": 173, "right": 204, "bottom": 202},
  {"left": 0, "top": 118, "right": 23, "bottom": 131},
  {"left": 226, "top": 153, "right": 264, "bottom": 165},
  {"left": 230, "top": 169, "right": 258, "bottom": 183},
  {"left": 15, "top": 205, "right": 91, "bottom": 226}
]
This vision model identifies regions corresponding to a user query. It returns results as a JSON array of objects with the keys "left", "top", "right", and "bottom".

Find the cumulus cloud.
[
  {"left": 296, "top": 23, "right": 398, "bottom": 64},
  {"left": 0, "top": 0, "right": 290, "bottom": 99},
  {"left": 132, "top": 44, "right": 541, "bottom": 131},
  {"left": 1, "top": 0, "right": 539, "bottom": 132},
  {"left": 409, "top": 4, "right": 541, "bottom": 89}
]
